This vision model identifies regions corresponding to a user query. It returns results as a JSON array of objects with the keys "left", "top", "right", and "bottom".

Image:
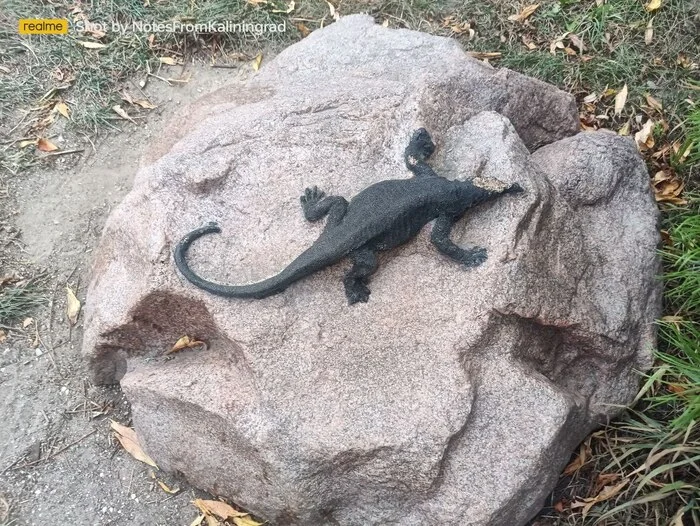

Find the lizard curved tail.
[{"left": 173, "top": 222, "right": 332, "bottom": 299}]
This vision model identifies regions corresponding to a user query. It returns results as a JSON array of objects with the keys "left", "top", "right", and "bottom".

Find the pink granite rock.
[{"left": 83, "top": 15, "right": 660, "bottom": 526}]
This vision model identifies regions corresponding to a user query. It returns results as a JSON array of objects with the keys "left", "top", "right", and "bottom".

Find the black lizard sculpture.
[{"left": 174, "top": 128, "right": 523, "bottom": 304}]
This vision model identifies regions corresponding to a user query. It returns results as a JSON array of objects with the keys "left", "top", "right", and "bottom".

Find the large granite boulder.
[{"left": 83, "top": 15, "right": 661, "bottom": 526}]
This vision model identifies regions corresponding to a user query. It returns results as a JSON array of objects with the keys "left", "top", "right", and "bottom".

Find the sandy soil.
[{"left": 0, "top": 63, "right": 244, "bottom": 526}]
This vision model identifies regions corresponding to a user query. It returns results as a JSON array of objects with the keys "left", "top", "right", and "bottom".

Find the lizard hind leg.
[
  {"left": 431, "top": 215, "right": 487, "bottom": 268},
  {"left": 300, "top": 186, "right": 349, "bottom": 230},
  {"left": 343, "top": 248, "right": 378, "bottom": 305}
]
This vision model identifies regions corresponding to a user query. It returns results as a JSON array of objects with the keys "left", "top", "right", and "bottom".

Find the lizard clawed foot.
[
  {"left": 460, "top": 247, "right": 487, "bottom": 268},
  {"left": 344, "top": 279, "right": 371, "bottom": 304},
  {"left": 300, "top": 185, "right": 326, "bottom": 206}
]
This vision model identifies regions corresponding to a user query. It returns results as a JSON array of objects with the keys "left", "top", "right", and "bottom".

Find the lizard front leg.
[
  {"left": 431, "top": 215, "right": 487, "bottom": 268},
  {"left": 300, "top": 186, "right": 349, "bottom": 232},
  {"left": 343, "top": 247, "right": 378, "bottom": 304}
]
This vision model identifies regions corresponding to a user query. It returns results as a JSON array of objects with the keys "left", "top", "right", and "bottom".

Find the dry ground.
[{"left": 0, "top": 64, "right": 246, "bottom": 526}]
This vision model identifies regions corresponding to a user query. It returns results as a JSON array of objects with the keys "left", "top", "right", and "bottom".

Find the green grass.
[
  {"left": 0, "top": 0, "right": 304, "bottom": 174},
  {"left": 547, "top": 195, "right": 700, "bottom": 525},
  {"left": 662, "top": 196, "right": 700, "bottom": 316},
  {"left": 0, "top": 279, "right": 46, "bottom": 326}
]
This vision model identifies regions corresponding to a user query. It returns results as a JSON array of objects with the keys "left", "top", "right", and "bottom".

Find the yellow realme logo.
[{"left": 18, "top": 19, "right": 69, "bottom": 35}]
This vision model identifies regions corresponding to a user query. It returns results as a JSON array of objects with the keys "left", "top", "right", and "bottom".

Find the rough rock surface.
[{"left": 83, "top": 15, "right": 661, "bottom": 526}]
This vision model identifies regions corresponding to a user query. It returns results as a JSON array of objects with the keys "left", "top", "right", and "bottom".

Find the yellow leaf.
[
  {"left": 167, "top": 335, "right": 207, "bottom": 355},
  {"left": 251, "top": 53, "right": 263, "bottom": 71},
  {"left": 54, "top": 102, "right": 71, "bottom": 118},
  {"left": 614, "top": 84, "right": 628, "bottom": 116},
  {"left": 192, "top": 499, "right": 247, "bottom": 519},
  {"left": 205, "top": 515, "right": 219, "bottom": 526},
  {"left": 157, "top": 480, "right": 180, "bottom": 494},
  {"left": 190, "top": 516, "right": 205, "bottom": 526},
  {"left": 110, "top": 420, "right": 158, "bottom": 468},
  {"left": 77, "top": 41, "right": 107, "bottom": 49},
  {"left": 112, "top": 104, "right": 136, "bottom": 124},
  {"left": 134, "top": 99, "right": 157, "bottom": 109},
  {"left": 66, "top": 287, "right": 81, "bottom": 324},
  {"left": 508, "top": 4, "right": 540, "bottom": 23},
  {"left": 37, "top": 138, "right": 59, "bottom": 152},
  {"left": 172, "top": 335, "right": 191, "bottom": 351},
  {"left": 19, "top": 139, "right": 36, "bottom": 148},
  {"left": 159, "top": 56, "right": 178, "bottom": 65},
  {"left": 467, "top": 51, "right": 502, "bottom": 60},
  {"left": 618, "top": 121, "right": 630, "bottom": 135},
  {"left": 645, "top": 0, "right": 662, "bottom": 11}
]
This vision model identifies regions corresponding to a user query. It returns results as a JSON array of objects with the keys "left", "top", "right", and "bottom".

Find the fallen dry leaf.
[
  {"left": 37, "top": 138, "right": 59, "bottom": 152},
  {"left": 568, "top": 33, "right": 585, "bottom": 52},
  {"left": 233, "top": 516, "right": 263, "bottom": 526},
  {"left": 193, "top": 499, "right": 247, "bottom": 519},
  {"left": 251, "top": 52, "right": 263, "bottom": 71},
  {"left": 77, "top": 40, "right": 106, "bottom": 50},
  {"left": 19, "top": 139, "right": 36, "bottom": 148},
  {"left": 645, "top": 18, "right": 654, "bottom": 45},
  {"left": 159, "top": 56, "right": 178, "bottom": 65},
  {"left": 508, "top": 4, "right": 540, "bottom": 23},
  {"left": 645, "top": 0, "right": 662, "bottom": 11},
  {"left": 295, "top": 22, "right": 311, "bottom": 37},
  {"left": 618, "top": 121, "right": 630, "bottom": 135},
  {"left": 66, "top": 287, "right": 81, "bottom": 324},
  {"left": 614, "top": 84, "right": 628, "bottom": 116},
  {"left": 134, "top": 99, "right": 157, "bottom": 109},
  {"left": 22, "top": 317, "right": 33, "bottom": 328},
  {"left": 467, "top": 51, "right": 502, "bottom": 60},
  {"left": 563, "top": 442, "right": 588, "bottom": 475},
  {"left": 53, "top": 102, "right": 70, "bottom": 118},
  {"left": 645, "top": 94, "right": 662, "bottom": 112},
  {"left": 112, "top": 104, "right": 136, "bottom": 124},
  {"left": 0, "top": 330, "right": 6, "bottom": 344},
  {"left": 157, "top": 480, "right": 180, "bottom": 494},
  {"left": 166, "top": 335, "right": 207, "bottom": 355},
  {"left": 206, "top": 515, "right": 220, "bottom": 526},
  {"left": 326, "top": 1, "right": 340, "bottom": 21},
  {"left": 635, "top": 119, "right": 655, "bottom": 150},
  {"left": 111, "top": 420, "right": 158, "bottom": 468},
  {"left": 652, "top": 170, "right": 686, "bottom": 204},
  {"left": 190, "top": 516, "right": 205, "bottom": 526},
  {"left": 549, "top": 33, "right": 569, "bottom": 54},
  {"left": 77, "top": 40, "right": 107, "bottom": 49},
  {"left": 673, "top": 141, "right": 693, "bottom": 163},
  {"left": 571, "top": 479, "right": 628, "bottom": 518}
]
